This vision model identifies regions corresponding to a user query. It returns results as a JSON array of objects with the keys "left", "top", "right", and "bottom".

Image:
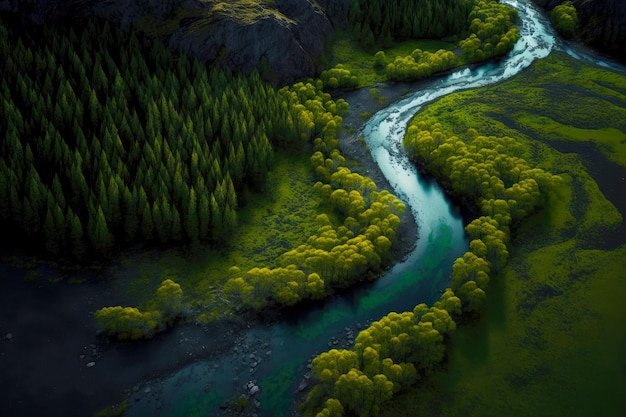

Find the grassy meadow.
[{"left": 379, "top": 52, "right": 626, "bottom": 416}]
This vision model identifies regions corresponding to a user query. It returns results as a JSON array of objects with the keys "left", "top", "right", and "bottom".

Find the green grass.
[
  {"left": 114, "top": 150, "right": 329, "bottom": 321},
  {"left": 324, "top": 31, "right": 457, "bottom": 87},
  {"left": 379, "top": 53, "right": 626, "bottom": 417}
]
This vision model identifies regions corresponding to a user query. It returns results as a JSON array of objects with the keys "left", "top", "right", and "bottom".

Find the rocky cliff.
[
  {"left": 0, "top": 0, "right": 350, "bottom": 85},
  {"left": 168, "top": 0, "right": 333, "bottom": 85},
  {"left": 533, "top": 0, "right": 626, "bottom": 59}
]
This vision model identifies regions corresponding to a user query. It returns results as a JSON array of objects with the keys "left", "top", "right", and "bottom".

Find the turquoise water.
[{"left": 125, "top": 2, "right": 558, "bottom": 415}]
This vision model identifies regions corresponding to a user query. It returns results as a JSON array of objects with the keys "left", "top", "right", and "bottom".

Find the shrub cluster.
[
  {"left": 385, "top": 49, "right": 457, "bottom": 81},
  {"left": 94, "top": 279, "right": 184, "bottom": 340},
  {"left": 551, "top": 2, "right": 578, "bottom": 39},
  {"left": 223, "top": 81, "right": 406, "bottom": 309},
  {"left": 301, "top": 113, "right": 563, "bottom": 417},
  {"left": 459, "top": 0, "right": 520, "bottom": 62},
  {"left": 320, "top": 65, "right": 359, "bottom": 90}
]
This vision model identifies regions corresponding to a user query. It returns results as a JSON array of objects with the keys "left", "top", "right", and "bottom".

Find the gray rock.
[
  {"left": 298, "top": 379, "right": 308, "bottom": 391},
  {"left": 86, "top": 361, "right": 96, "bottom": 368}
]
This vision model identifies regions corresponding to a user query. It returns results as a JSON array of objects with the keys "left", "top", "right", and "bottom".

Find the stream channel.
[{"left": 0, "top": 1, "right": 623, "bottom": 416}]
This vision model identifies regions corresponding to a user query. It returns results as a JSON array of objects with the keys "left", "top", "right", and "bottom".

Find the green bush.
[{"left": 551, "top": 2, "right": 578, "bottom": 39}]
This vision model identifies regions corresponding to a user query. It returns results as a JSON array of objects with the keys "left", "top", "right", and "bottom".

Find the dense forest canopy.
[
  {"left": 348, "top": 0, "right": 475, "bottom": 46},
  {"left": 0, "top": 16, "right": 309, "bottom": 259},
  {"left": 0, "top": 0, "right": 523, "bottom": 262}
]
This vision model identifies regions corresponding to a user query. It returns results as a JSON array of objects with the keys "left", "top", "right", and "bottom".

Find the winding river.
[
  {"left": 123, "top": 1, "right": 562, "bottom": 416},
  {"left": 1, "top": 1, "right": 623, "bottom": 417}
]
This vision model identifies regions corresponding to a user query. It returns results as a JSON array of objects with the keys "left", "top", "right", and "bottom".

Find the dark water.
[{"left": 2, "top": 1, "right": 625, "bottom": 416}]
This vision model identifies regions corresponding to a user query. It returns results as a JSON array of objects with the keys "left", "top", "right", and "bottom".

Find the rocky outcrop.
[
  {"left": 0, "top": 0, "right": 340, "bottom": 85},
  {"left": 169, "top": 0, "right": 333, "bottom": 85},
  {"left": 533, "top": 0, "right": 626, "bottom": 59}
]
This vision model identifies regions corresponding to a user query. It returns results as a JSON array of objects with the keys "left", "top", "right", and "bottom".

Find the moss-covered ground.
[
  {"left": 115, "top": 149, "right": 330, "bottom": 321},
  {"left": 379, "top": 52, "right": 626, "bottom": 417}
]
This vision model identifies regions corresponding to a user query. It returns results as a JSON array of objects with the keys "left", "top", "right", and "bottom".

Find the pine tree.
[
  {"left": 141, "top": 203, "right": 153, "bottom": 241},
  {"left": 42, "top": 207, "right": 59, "bottom": 254},
  {"left": 124, "top": 187, "right": 139, "bottom": 242},
  {"left": 198, "top": 192, "right": 210, "bottom": 240},
  {"left": 89, "top": 205, "right": 113, "bottom": 254},
  {"left": 185, "top": 187, "right": 199, "bottom": 242},
  {"left": 69, "top": 208, "right": 86, "bottom": 259}
]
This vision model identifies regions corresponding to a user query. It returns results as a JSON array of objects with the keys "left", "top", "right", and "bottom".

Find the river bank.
[{"left": 0, "top": 77, "right": 430, "bottom": 417}]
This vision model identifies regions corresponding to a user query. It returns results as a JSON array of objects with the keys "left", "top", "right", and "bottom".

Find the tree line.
[
  {"left": 318, "top": 0, "right": 520, "bottom": 91},
  {"left": 348, "top": 0, "right": 475, "bottom": 48},
  {"left": 223, "top": 80, "right": 406, "bottom": 310},
  {"left": 300, "top": 107, "right": 564, "bottom": 417},
  {"left": 97, "top": 78, "right": 406, "bottom": 337},
  {"left": 0, "top": 16, "right": 303, "bottom": 260},
  {"left": 379, "top": 0, "right": 519, "bottom": 83}
]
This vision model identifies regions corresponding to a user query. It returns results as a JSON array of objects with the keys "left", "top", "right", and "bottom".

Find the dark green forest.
[
  {"left": 0, "top": 16, "right": 302, "bottom": 259},
  {"left": 0, "top": 0, "right": 521, "bottom": 261},
  {"left": 348, "top": 0, "right": 475, "bottom": 47}
]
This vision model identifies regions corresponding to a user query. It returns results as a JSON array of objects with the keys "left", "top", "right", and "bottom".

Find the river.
[
  {"left": 0, "top": 1, "right": 622, "bottom": 416},
  {"left": 125, "top": 2, "right": 558, "bottom": 416}
]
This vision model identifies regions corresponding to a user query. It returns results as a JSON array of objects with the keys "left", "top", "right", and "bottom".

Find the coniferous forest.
[
  {"left": 0, "top": 17, "right": 298, "bottom": 259},
  {"left": 348, "top": 0, "right": 474, "bottom": 46}
]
